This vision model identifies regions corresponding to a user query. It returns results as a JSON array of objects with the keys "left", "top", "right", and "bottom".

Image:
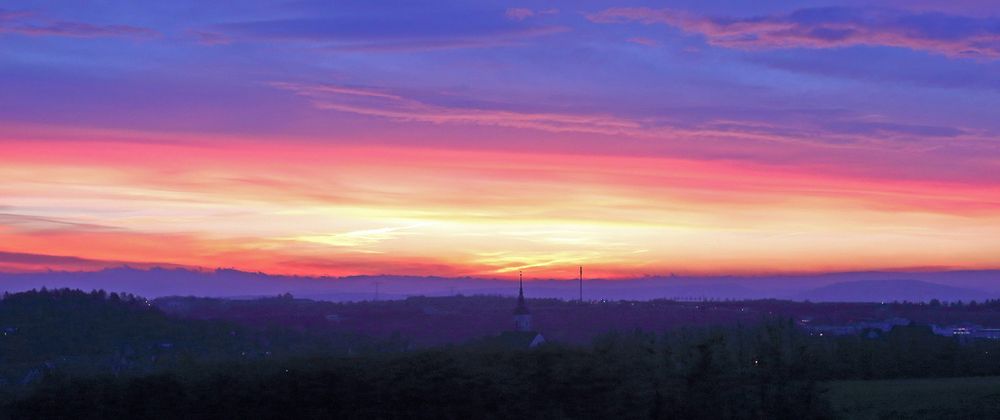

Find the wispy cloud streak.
[
  {"left": 269, "top": 82, "right": 644, "bottom": 136},
  {"left": 269, "top": 81, "right": 987, "bottom": 154},
  {"left": 210, "top": 12, "right": 567, "bottom": 51},
  {"left": 0, "top": 8, "right": 158, "bottom": 39},
  {"left": 588, "top": 7, "right": 1000, "bottom": 58}
]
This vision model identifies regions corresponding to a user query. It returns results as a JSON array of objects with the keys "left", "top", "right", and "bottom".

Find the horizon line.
[{"left": 2, "top": 264, "right": 999, "bottom": 281}]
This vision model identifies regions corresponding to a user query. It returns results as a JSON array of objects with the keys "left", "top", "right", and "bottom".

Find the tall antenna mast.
[{"left": 579, "top": 266, "right": 583, "bottom": 302}]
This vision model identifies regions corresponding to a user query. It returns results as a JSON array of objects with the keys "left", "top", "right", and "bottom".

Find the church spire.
[{"left": 513, "top": 270, "right": 531, "bottom": 330}]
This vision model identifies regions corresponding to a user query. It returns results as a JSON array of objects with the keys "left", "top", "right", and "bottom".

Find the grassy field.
[{"left": 826, "top": 376, "right": 1000, "bottom": 419}]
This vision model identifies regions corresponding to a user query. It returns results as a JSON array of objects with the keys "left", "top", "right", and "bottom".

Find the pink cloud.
[{"left": 588, "top": 7, "right": 1000, "bottom": 59}]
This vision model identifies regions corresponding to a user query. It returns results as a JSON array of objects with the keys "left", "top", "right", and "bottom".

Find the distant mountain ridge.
[
  {"left": 795, "top": 279, "right": 990, "bottom": 303},
  {"left": 1, "top": 267, "right": 998, "bottom": 302}
]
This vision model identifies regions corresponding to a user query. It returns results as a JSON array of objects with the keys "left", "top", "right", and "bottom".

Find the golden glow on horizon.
[{"left": 1, "top": 127, "right": 999, "bottom": 277}]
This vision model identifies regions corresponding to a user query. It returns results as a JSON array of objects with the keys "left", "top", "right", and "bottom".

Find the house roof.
[{"left": 473, "top": 331, "right": 545, "bottom": 350}]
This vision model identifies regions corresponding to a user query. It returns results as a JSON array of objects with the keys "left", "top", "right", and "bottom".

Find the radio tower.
[{"left": 579, "top": 266, "right": 583, "bottom": 302}]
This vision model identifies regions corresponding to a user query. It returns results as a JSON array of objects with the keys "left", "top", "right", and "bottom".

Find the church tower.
[{"left": 514, "top": 271, "right": 532, "bottom": 331}]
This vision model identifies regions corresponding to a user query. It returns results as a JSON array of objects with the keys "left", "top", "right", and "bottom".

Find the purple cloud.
[
  {"left": 268, "top": 80, "right": 980, "bottom": 152},
  {"left": 0, "top": 251, "right": 192, "bottom": 273},
  {"left": 0, "top": 250, "right": 109, "bottom": 267},
  {"left": 0, "top": 9, "right": 27, "bottom": 20},
  {"left": 505, "top": 8, "right": 536, "bottom": 21},
  {"left": 0, "top": 213, "right": 119, "bottom": 233},
  {"left": 750, "top": 50, "right": 1000, "bottom": 92},
  {"left": 0, "top": 8, "right": 158, "bottom": 39},
  {"left": 588, "top": 7, "right": 1000, "bottom": 59},
  {"left": 268, "top": 81, "right": 644, "bottom": 136},
  {"left": 186, "top": 29, "right": 231, "bottom": 46},
  {"left": 823, "top": 120, "right": 967, "bottom": 138},
  {"left": 626, "top": 37, "right": 658, "bottom": 47},
  {"left": 505, "top": 7, "right": 558, "bottom": 21},
  {"left": 212, "top": 8, "right": 567, "bottom": 51}
]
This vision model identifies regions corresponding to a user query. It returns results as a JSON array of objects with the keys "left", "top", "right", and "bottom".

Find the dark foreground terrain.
[
  {"left": 827, "top": 377, "right": 1000, "bottom": 419},
  {"left": 3, "top": 289, "right": 1000, "bottom": 419}
]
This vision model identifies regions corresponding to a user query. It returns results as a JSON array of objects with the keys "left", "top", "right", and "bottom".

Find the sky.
[{"left": 1, "top": 0, "right": 999, "bottom": 279}]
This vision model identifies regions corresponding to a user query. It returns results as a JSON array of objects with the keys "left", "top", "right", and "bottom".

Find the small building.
[
  {"left": 501, "top": 331, "right": 545, "bottom": 348},
  {"left": 932, "top": 324, "right": 1000, "bottom": 340},
  {"left": 475, "top": 272, "right": 546, "bottom": 349},
  {"left": 977, "top": 328, "right": 1000, "bottom": 340},
  {"left": 806, "top": 318, "right": 911, "bottom": 337}
]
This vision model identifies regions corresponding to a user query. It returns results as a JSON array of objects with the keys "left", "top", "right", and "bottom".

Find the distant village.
[{"left": 802, "top": 317, "right": 1000, "bottom": 341}]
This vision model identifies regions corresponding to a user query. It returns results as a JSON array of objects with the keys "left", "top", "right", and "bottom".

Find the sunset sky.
[{"left": 1, "top": 0, "right": 999, "bottom": 278}]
